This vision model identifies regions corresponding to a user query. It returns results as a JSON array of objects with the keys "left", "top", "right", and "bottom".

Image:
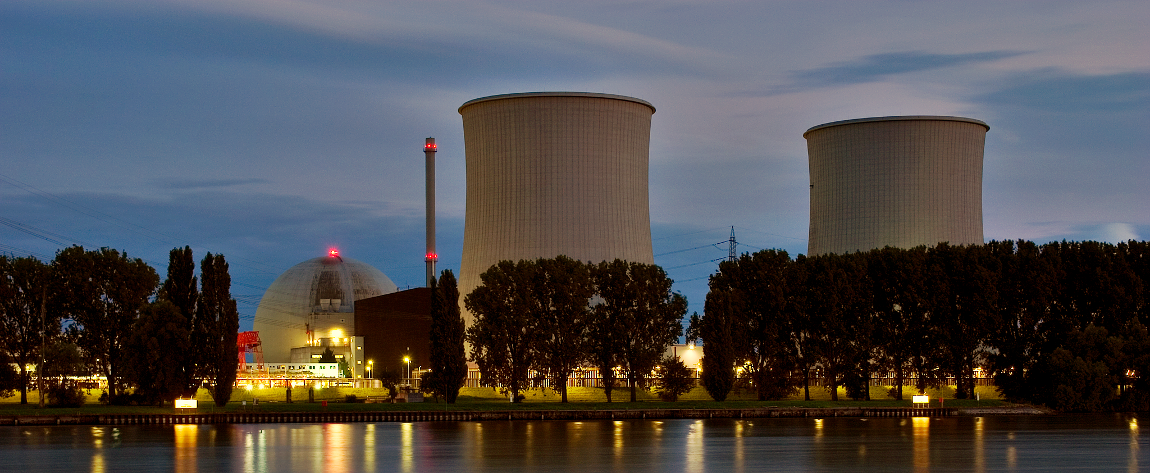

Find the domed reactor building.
[
  {"left": 457, "top": 92, "right": 656, "bottom": 324},
  {"left": 253, "top": 250, "right": 397, "bottom": 375},
  {"left": 804, "top": 116, "right": 989, "bottom": 256}
]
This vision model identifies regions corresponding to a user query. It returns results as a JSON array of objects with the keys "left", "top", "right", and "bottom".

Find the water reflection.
[
  {"left": 1130, "top": 416, "right": 1140, "bottom": 473},
  {"left": 1, "top": 415, "right": 1146, "bottom": 472},
  {"left": 174, "top": 424, "right": 196, "bottom": 473},
  {"left": 685, "top": 420, "right": 704, "bottom": 473},
  {"left": 974, "top": 417, "right": 984, "bottom": 473},
  {"left": 912, "top": 417, "right": 929, "bottom": 472}
]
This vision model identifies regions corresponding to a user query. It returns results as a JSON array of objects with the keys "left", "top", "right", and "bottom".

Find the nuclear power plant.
[
  {"left": 456, "top": 92, "right": 657, "bottom": 324},
  {"left": 248, "top": 100, "right": 993, "bottom": 386},
  {"left": 804, "top": 115, "right": 988, "bottom": 256},
  {"left": 253, "top": 251, "right": 397, "bottom": 378}
]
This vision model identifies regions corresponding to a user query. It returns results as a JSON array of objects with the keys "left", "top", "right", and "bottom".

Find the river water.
[{"left": 3, "top": 415, "right": 1145, "bottom": 472}]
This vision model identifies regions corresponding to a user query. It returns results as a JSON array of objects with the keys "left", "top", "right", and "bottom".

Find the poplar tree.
[
  {"left": 198, "top": 253, "right": 239, "bottom": 407},
  {"left": 158, "top": 246, "right": 199, "bottom": 395},
  {"left": 428, "top": 270, "right": 468, "bottom": 403}
]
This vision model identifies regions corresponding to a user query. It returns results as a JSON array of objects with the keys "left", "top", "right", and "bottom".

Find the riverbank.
[{"left": 1, "top": 405, "right": 1052, "bottom": 426}]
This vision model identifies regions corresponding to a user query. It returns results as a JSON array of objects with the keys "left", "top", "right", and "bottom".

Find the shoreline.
[{"left": 1, "top": 406, "right": 1052, "bottom": 426}]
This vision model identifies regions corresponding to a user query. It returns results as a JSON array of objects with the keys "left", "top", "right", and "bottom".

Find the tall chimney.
[{"left": 424, "top": 137, "right": 437, "bottom": 287}]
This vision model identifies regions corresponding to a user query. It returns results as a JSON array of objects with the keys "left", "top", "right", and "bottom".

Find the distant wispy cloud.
[
  {"left": 159, "top": 178, "right": 268, "bottom": 190},
  {"left": 976, "top": 70, "right": 1150, "bottom": 112},
  {"left": 792, "top": 50, "right": 1023, "bottom": 88}
]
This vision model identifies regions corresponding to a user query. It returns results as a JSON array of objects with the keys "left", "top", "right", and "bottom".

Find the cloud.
[
  {"left": 790, "top": 50, "right": 1023, "bottom": 89},
  {"left": 976, "top": 70, "right": 1150, "bottom": 113},
  {"left": 159, "top": 178, "right": 269, "bottom": 190},
  {"left": 1102, "top": 223, "right": 1139, "bottom": 243}
]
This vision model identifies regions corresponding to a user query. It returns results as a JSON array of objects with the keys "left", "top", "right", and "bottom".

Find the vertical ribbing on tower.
[{"left": 425, "top": 137, "right": 437, "bottom": 287}]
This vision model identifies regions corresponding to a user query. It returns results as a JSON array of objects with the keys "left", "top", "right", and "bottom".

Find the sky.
[{"left": 2, "top": 0, "right": 1148, "bottom": 331}]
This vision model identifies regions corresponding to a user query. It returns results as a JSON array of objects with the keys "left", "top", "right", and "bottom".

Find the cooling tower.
[
  {"left": 804, "top": 116, "right": 988, "bottom": 256},
  {"left": 457, "top": 92, "right": 656, "bottom": 323}
]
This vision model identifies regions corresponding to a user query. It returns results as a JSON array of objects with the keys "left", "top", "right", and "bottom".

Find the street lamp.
[
  {"left": 404, "top": 356, "right": 411, "bottom": 383},
  {"left": 367, "top": 360, "right": 373, "bottom": 379}
]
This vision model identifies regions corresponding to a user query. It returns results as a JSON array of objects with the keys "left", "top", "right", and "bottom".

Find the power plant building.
[
  {"left": 804, "top": 116, "right": 989, "bottom": 256},
  {"left": 457, "top": 92, "right": 656, "bottom": 323},
  {"left": 252, "top": 251, "right": 397, "bottom": 377}
]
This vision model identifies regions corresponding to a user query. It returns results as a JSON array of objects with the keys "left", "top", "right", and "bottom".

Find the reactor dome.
[{"left": 253, "top": 250, "right": 398, "bottom": 362}]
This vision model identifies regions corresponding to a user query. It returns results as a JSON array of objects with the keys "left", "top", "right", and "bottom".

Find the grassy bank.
[{"left": 0, "top": 384, "right": 1005, "bottom": 416}]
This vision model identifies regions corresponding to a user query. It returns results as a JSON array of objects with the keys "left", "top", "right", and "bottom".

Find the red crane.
[{"left": 237, "top": 331, "right": 267, "bottom": 377}]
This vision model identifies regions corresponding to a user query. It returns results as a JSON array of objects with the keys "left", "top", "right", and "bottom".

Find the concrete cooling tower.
[
  {"left": 804, "top": 116, "right": 989, "bottom": 256},
  {"left": 457, "top": 92, "right": 656, "bottom": 323}
]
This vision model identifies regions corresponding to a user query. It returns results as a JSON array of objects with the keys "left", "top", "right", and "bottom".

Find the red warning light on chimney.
[
  {"left": 425, "top": 143, "right": 437, "bottom": 151},
  {"left": 425, "top": 252, "right": 438, "bottom": 261}
]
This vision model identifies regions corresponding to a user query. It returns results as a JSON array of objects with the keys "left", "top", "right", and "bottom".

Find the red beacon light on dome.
[{"left": 328, "top": 248, "right": 340, "bottom": 258}]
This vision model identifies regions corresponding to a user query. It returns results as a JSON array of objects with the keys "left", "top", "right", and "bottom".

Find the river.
[{"left": 3, "top": 414, "right": 1144, "bottom": 472}]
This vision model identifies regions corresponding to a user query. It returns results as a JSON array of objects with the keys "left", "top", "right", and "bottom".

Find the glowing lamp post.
[{"left": 404, "top": 356, "right": 411, "bottom": 384}]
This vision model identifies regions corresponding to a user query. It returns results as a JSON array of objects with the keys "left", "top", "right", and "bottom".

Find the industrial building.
[
  {"left": 252, "top": 250, "right": 397, "bottom": 379},
  {"left": 804, "top": 116, "right": 988, "bottom": 256},
  {"left": 457, "top": 92, "right": 657, "bottom": 324}
]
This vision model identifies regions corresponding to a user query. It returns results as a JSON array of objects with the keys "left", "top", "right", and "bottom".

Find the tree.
[
  {"left": 53, "top": 246, "right": 158, "bottom": 400},
  {"left": 319, "top": 347, "right": 337, "bottom": 363},
  {"left": 427, "top": 270, "right": 468, "bottom": 403},
  {"left": 40, "top": 339, "right": 87, "bottom": 407},
  {"left": 531, "top": 256, "right": 594, "bottom": 403},
  {"left": 713, "top": 250, "right": 799, "bottom": 401},
  {"left": 695, "top": 289, "right": 736, "bottom": 401},
  {"left": 465, "top": 260, "right": 539, "bottom": 403},
  {"left": 593, "top": 260, "right": 687, "bottom": 402},
  {"left": 125, "top": 301, "right": 191, "bottom": 405},
  {"left": 927, "top": 243, "right": 997, "bottom": 399},
  {"left": 655, "top": 355, "right": 694, "bottom": 402},
  {"left": 0, "top": 255, "right": 56, "bottom": 404},
  {"left": 0, "top": 351, "right": 18, "bottom": 399},
  {"left": 158, "top": 246, "right": 199, "bottom": 396},
  {"left": 804, "top": 253, "right": 869, "bottom": 401},
  {"left": 198, "top": 253, "right": 239, "bottom": 407}
]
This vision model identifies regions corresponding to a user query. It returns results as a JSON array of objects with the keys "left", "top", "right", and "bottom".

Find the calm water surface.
[{"left": 3, "top": 415, "right": 1145, "bottom": 472}]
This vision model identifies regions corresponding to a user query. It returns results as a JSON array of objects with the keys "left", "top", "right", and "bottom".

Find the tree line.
[
  {"left": 464, "top": 257, "right": 688, "bottom": 403},
  {"left": 689, "top": 240, "right": 1150, "bottom": 412},
  {"left": 0, "top": 246, "right": 239, "bottom": 406}
]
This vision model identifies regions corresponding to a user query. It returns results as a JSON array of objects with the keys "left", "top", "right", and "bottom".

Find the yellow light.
[
  {"left": 174, "top": 399, "right": 198, "bottom": 409},
  {"left": 329, "top": 329, "right": 344, "bottom": 339},
  {"left": 404, "top": 356, "right": 410, "bottom": 363}
]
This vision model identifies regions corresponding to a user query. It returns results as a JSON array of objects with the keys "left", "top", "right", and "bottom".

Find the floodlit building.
[
  {"left": 804, "top": 116, "right": 988, "bottom": 256},
  {"left": 252, "top": 250, "right": 397, "bottom": 378},
  {"left": 457, "top": 92, "right": 657, "bottom": 324}
]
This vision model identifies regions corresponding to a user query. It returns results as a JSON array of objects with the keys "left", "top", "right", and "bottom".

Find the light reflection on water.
[{"left": 0, "top": 414, "right": 1145, "bottom": 472}]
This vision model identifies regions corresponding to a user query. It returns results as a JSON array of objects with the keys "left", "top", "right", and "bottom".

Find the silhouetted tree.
[
  {"left": 655, "top": 355, "right": 694, "bottom": 402},
  {"left": 125, "top": 301, "right": 191, "bottom": 405},
  {"left": 465, "top": 260, "right": 539, "bottom": 403},
  {"left": 532, "top": 256, "right": 594, "bottom": 403},
  {"left": 0, "top": 255, "right": 56, "bottom": 404},
  {"left": 158, "top": 246, "right": 199, "bottom": 395},
  {"left": 53, "top": 246, "right": 158, "bottom": 400},
  {"left": 593, "top": 260, "right": 686, "bottom": 402},
  {"left": 199, "top": 253, "right": 238, "bottom": 407}
]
